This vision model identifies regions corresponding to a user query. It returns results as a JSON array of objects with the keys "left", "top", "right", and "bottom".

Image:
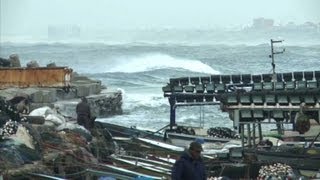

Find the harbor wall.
[{"left": 0, "top": 73, "right": 123, "bottom": 119}]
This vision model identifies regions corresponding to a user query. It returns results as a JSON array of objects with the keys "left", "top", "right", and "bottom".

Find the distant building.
[
  {"left": 301, "top": 21, "right": 318, "bottom": 30},
  {"left": 283, "top": 21, "right": 298, "bottom": 31},
  {"left": 286, "top": 22, "right": 296, "bottom": 27},
  {"left": 252, "top": 18, "right": 274, "bottom": 30}
]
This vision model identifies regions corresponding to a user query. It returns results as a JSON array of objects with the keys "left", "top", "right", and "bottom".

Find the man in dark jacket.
[
  {"left": 76, "top": 97, "right": 92, "bottom": 130},
  {"left": 171, "top": 141, "right": 207, "bottom": 180}
]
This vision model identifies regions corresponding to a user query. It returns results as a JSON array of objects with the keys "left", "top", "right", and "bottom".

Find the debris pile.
[{"left": 0, "top": 104, "right": 115, "bottom": 178}]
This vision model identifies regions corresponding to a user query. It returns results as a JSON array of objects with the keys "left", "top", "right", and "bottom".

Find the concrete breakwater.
[
  {"left": 0, "top": 54, "right": 123, "bottom": 119},
  {"left": 0, "top": 72, "right": 123, "bottom": 119}
]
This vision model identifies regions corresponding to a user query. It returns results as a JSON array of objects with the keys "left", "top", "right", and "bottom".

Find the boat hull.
[{"left": 95, "top": 121, "right": 165, "bottom": 141}]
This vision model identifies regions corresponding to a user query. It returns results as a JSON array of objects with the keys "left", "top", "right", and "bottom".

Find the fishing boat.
[
  {"left": 255, "top": 147, "right": 320, "bottom": 170},
  {"left": 165, "top": 127, "right": 237, "bottom": 147},
  {"left": 94, "top": 121, "right": 166, "bottom": 141},
  {"left": 110, "top": 154, "right": 171, "bottom": 179},
  {"left": 95, "top": 120, "right": 240, "bottom": 153},
  {"left": 97, "top": 163, "right": 165, "bottom": 180}
]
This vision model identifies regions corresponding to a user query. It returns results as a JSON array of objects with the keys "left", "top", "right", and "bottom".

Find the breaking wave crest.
[{"left": 106, "top": 53, "right": 220, "bottom": 74}]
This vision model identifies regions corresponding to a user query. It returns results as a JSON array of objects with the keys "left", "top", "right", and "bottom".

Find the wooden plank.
[{"left": 0, "top": 67, "right": 72, "bottom": 88}]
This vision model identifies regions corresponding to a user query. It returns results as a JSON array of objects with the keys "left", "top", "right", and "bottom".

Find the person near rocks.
[
  {"left": 76, "top": 97, "right": 93, "bottom": 130},
  {"left": 171, "top": 141, "right": 207, "bottom": 180}
]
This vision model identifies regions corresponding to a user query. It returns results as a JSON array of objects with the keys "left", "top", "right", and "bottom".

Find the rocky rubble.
[{"left": 0, "top": 55, "right": 123, "bottom": 178}]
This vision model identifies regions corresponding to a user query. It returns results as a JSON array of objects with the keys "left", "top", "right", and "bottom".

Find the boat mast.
[{"left": 269, "top": 39, "right": 285, "bottom": 81}]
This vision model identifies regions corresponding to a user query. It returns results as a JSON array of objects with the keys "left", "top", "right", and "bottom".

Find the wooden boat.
[
  {"left": 255, "top": 146, "right": 320, "bottom": 171},
  {"left": 26, "top": 173, "right": 66, "bottom": 180},
  {"left": 110, "top": 154, "right": 171, "bottom": 179},
  {"left": 134, "top": 137, "right": 236, "bottom": 158},
  {"left": 146, "top": 154, "right": 177, "bottom": 164},
  {"left": 132, "top": 137, "right": 184, "bottom": 157},
  {"left": 166, "top": 131, "right": 233, "bottom": 148},
  {"left": 94, "top": 121, "right": 165, "bottom": 141},
  {"left": 27, "top": 167, "right": 164, "bottom": 180},
  {"left": 118, "top": 154, "right": 174, "bottom": 169},
  {"left": 96, "top": 121, "right": 239, "bottom": 152},
  {"left": 255, "top": 132, "right": 320, "bottom": 171},
  {"left": 97, "top": 163, "right": 165, "bottom": 180},
  {"left": 163, "top": 124, "right": 241, "bottom": 148}
]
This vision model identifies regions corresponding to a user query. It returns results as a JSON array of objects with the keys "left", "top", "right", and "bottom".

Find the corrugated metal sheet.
[{"left": 0, "top": 67, "right": 72, "bottom": 89}]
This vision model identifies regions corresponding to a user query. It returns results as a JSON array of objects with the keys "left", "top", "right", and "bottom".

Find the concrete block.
[
  {"left": 76, "top": 85, "right": 90, "bottom": 97},
  {"left": 56, "top": 88, "right": 77, "bottom": 100},
  {"left": 41, "top": 89, "right": 57, "bottom": 103},
  {"left": 31, "top": 91, "right": 43, "bottom": 103}
]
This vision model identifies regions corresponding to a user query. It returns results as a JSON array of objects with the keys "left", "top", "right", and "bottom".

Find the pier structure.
[{"left": 162, "top": 70, "right": 320, "bottom": 147}]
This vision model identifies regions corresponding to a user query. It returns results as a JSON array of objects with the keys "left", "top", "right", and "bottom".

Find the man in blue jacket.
[{"left": 171, "top": 141, "right": 207, "bottom": 180}]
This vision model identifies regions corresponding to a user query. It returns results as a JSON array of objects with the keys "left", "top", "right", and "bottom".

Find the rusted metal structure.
[{"left": 0, "top": 67, "right": 72, "bottom": 89}]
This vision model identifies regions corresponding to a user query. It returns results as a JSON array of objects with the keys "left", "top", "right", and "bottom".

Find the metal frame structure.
[{"left": 162, "top": 40, "right": 320, "bottom": 149}]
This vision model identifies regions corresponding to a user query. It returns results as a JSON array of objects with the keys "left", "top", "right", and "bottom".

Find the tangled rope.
[
  {"left": 174, "top": 126, "right": 196, "bottom": 135},
  {"left": 0, "top": 97, "right": 27, "bottom": 138}
]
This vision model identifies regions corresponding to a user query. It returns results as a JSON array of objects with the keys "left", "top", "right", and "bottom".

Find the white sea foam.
[
  {"left": 106, "top": 53, "right": 220, "bottom": 74},
  {"left": 122, "top": 92, "right": 168, "bottom": 110}
]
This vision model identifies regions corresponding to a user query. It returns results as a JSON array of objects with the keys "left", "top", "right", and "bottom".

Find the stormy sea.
[{"left": 1, "top": 39, "right": 320, "bottom": 131}]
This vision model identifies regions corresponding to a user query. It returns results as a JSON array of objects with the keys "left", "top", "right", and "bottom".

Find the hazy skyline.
[{"left": 1, "top": 0, "right": 320, "bottom": 36}]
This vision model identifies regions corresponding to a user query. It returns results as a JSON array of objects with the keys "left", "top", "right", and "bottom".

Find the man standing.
[
  {"left": 171, "top": 141, "right": 207, "bottom": 180},
  {"left": 76, "top": 97, "right": 92, "bottom": 130}
]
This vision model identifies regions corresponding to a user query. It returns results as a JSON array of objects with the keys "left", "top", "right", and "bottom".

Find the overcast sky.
[{"left": 1, "top": 0, "right": 320, "bottom": 35}]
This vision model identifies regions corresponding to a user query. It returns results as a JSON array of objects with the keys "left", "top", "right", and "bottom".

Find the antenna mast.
[{"left": 269, "top": 39, "right": 285, "bottom": 81}]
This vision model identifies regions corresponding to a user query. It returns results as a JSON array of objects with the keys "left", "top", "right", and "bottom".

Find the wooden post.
[
  {"left": 253, "top": 122, "right": 256, "bottom": 147},
  {"left": 241, "top": 124, "right": 245, "bottom": 149},
  {"left": 276, "top": 121, "right": 282, "bottom": 135},
  {"left": 258, "top": 122, "right": 263, "bottom": 141},
  {"left": 247, "top": 123, "right": 251, "bottom": 147}
]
